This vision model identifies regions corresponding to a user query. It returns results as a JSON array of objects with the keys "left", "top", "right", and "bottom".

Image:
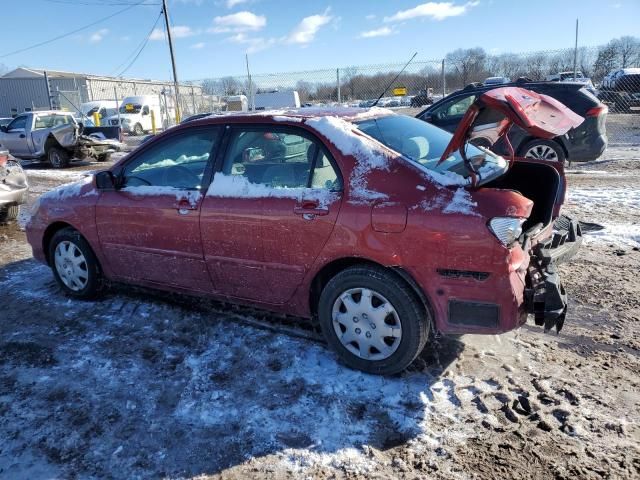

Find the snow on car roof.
[{"left": 202, "top": 106, "right": 395, "bottom": 123}]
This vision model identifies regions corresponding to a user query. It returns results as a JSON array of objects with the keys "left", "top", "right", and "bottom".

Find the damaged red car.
[{"left": 26, "top": 87, "right": 584, "bottom": 375}]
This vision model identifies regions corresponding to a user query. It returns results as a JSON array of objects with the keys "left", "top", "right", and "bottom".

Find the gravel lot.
[{"left": 0, "top": 144, "right": 639, "bottom": 479}]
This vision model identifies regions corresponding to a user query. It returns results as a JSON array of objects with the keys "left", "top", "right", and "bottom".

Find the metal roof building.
[{"left": 0, "top": 67, "right": 203, "bottom": 117}]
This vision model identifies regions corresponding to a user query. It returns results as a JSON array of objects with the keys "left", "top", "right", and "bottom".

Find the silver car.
[{"left": 0, "top": 148, "right": 28, "bottom": 223}]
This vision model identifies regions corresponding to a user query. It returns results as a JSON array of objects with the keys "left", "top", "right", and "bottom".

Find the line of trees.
[{"left": 200, "top": 36, "right": 640, "bottom": 103}]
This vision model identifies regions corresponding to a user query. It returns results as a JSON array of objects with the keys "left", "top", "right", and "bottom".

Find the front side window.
[
  {"left": 432, "top": 95, "right": 476, "bottom": 119},
  {"left": 220, "top": 128, "right": 341, "bottom": 191},
  {"left": 123, "top": 127, "right": 219, "bottom": 190},
  {"left": 7, "top": 116, "right": 27, "bottom": 131}
]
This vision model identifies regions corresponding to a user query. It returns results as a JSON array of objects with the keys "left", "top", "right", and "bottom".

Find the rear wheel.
[
  {"left": 48, "top": 146, "right": 70, "bottom": 168},
  {"left": 318, "top": 265, "right": 429, "bottom": 375},
  {"left": 96, "top": 153, "right": 110, "bottom": 162},
  {"left": 0, "top": 205, "right": 19, "bottom": 223},
  {"left": 133, "top": 123, "right": 144, "bottom": 136},
  {"left": 519, "top": 139, "right": 566, "bottom": 163},
  {"left": 49, "top": 228, "right": 104, "bottom": 299}
]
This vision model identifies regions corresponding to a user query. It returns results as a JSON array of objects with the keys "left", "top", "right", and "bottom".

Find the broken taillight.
[{"left": 586, "top": 105, "right": 608, "bottom": 117}]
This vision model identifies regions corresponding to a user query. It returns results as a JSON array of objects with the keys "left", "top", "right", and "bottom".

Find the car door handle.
[
  {"left": 294, "top": 200, "right": 329, "bottom": 217},
  {"left": 174, "top": 197, "right": 198, "bottom": 214}
]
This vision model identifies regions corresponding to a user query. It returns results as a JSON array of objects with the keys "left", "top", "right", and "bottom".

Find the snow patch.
[
  {"left": 40, "top": 175, "right": 96, "bottom": 201},
  {"left": 583, "top": 223, "right": 640, "bottom": 248},
  {"left": 206, "top": 174, "right": 337, "bottom": 206},
  {"left": 442, "top": 188, "right": 479, "bottom": 216},
  {"left": 122, "top": 186, "right": 201, "bottom": 206}
]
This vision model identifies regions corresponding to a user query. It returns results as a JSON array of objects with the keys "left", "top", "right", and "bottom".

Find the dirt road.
[{"left": 0, "top": 148, "right": 638, "bottom": 479}]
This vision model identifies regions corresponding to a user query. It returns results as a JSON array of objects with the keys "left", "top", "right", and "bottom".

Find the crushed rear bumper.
[{"left": 524, "top": 215, "right": 582, "bottom": 333}]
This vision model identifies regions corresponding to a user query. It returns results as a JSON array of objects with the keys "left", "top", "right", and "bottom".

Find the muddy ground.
[{"left": 0, "top": 146, "right": 638, "bottom": 479}]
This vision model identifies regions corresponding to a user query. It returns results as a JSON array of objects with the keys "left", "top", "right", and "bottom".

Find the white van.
[
  {"left": 253, "top": 90, "right": 300, "bottom": 110},
  {"left": 104, "top": 95, "right": 173, "bottom": 135}
]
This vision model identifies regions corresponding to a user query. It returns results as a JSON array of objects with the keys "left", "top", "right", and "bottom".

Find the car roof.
[{"left": 188, "top": 106, "right": 396, "bottom": 125}]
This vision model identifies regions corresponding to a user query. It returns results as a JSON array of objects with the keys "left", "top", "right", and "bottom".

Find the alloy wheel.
[
  {"left": 332, "top": 288, "right": 402, "bottom": 360},
  {"left": 54, "top": 240, "right": 89, "bottom": 292},
  {"left": 524, "top": 144, "right": 559, "bottom": 161}
]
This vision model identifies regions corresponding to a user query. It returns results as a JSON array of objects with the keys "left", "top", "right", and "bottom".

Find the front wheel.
[
  {"left": 0, "top": 205, "right": 19, "bottom": 223},
  {"left": 318, "top": 266, "right": 430, "bottom": 375},
  {"left": 48, "top": 146, "right": 70, "bottom": 168},
  {"left": 133, "top": 123, "right": 144, "bottom": 136},
  {"left": 49, "top": 228, "right": 104, "bottom": 299},
  {"left": 519, "top": 138, "right": 566, "bottom": 163}
]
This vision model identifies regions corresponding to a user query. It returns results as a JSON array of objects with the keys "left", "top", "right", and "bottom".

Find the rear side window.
[
  {"left": 123, "top": 127, "right": 220, "bottom": 190},
  {"left": 221, "top": 128, "right": 341, "bottom": 191},
  {"left": 431, "top": 94, "right": 476, "bottom": 119},
  {"left": 34, "top": 115, "right": 73, "bottom": 129}
]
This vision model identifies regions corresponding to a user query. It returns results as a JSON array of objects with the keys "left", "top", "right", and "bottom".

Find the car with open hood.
[
  {"left": 0, "top": 148, "right": 28, "bottom": 223},
  {"left": 26, "top": 87, "right": 583, "bottom": 375}
]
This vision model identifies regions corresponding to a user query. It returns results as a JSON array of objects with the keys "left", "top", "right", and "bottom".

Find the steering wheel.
[{"left": 161, "top": 165, "right": 200, "bottom": 188}]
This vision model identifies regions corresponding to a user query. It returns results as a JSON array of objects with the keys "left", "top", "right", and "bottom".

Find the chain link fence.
[{"left": 183, "top": 46, "right": 640, "bottom": 146}]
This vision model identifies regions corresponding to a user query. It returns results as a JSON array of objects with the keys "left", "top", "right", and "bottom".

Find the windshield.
[
  {"left": 355, "top": 114, "right": 506, "bottom": 182},
  {"left": 119, "top": 103, "right": 142, "bottom": 114}
]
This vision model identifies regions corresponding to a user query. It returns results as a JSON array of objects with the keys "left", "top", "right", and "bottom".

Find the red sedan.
[{"left": 26, "top": 87, "right": 584, "bottom": 375}]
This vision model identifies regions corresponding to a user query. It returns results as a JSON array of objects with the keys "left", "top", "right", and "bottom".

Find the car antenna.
[{"left": 372, "top": 52, "right": 418, "bottom": 107}]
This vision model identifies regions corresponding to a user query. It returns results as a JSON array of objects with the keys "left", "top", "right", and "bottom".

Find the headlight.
[{"left": 488, "top": 217, "right": 525, "bottom": 247}]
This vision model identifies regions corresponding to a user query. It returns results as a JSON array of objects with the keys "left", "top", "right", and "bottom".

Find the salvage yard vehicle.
[
  {"left": 104, "top": 95, "right": 169, "bottom": 136},
  {"left": 0, "top": 148, "right": 28, "bottom": 223},
  {"left": 26, "top": 87, "right": 583, "bottom": 375},
  {"left": 0, "top": 111, "right": 123, "bottom": 168},
  {"left": 598, "top": 68, "right": 640, "bottom": 113},
  {"left": 417, "top": 79, "right": 608, "bottom": 162}
]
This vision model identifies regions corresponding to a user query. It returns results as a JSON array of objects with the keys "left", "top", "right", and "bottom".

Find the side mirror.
[
  {"left": 95, "top": 171, "right": 115, "bottom": 190},
  {"left": 421, "top": 113, "right": 433, "bottom": 123},
  {"left": 0, "top": 126, "right": 7, "bottom": 133}
]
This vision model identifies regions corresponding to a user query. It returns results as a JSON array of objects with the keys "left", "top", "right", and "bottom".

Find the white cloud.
[
  {"left": 384, "top": 1, "right": 479, "bottom": 22},
  {"left": 226, "top": 0, "right": 249, "bottom": 7},
  {"left": 150, "top": 25, "right": 196, "bottom": 41},
  {"left": 284, "top": 8, "right": 333, "bottom": 45},
  {"left": 228, "top": 32, "right": 276, "bottom": 53},
  {"left": 190, "top": 42, "right": 206, "bottom": 49},
  {"left": 359, "top": 26, "right": 394, "bottom": 38},
  {"left": 89, "top": 28, "right": 109, "bottom": 43},
  {"left": 209, "top": 11, "right": 266, "bottom": 33}
]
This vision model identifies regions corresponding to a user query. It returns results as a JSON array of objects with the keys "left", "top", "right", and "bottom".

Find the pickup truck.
[{"left": 0, "top": 111, "right": 123, "bottom": 168}]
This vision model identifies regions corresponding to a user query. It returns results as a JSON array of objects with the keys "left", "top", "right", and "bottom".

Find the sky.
[{"left": 0, "top": 0, "right": 638, "bottom": 81}]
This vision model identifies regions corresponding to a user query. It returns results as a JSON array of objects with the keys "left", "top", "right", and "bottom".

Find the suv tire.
[
  {"left": 133, "top": 123, "right": 144, "bottom": 136},
  {"left": 49, "top": 227, "right": 104, "bottom": 299},
  {"left": 519, "top": 138, "right": 566, "bottom": 163},
  {"left": 318, "top": 265, "right": 430, "bottom": 375},
  {"left": 48, "top": 146, "right": 70, "bottom": 168}
]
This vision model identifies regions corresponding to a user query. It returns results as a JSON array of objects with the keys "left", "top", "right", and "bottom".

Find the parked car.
[
  {"left": 416, "top": 79, "right": 607, "bottom": 162},
  {"left": 410, "top": 90, "right": 435, "bottom": 107},
  {"left": 27, "top": 87, "right": 583, "bottom": 375},
  {"left": 0, "top": 111, "right": 123, "bottom": 168},
  {"left": 103, "top": 95, "right": 173, "bottom": 135},
  {"left": 0, "top": 148, "right": 28, "bottom": 223},
  {"left": 253, "top": 90, "right": 301, "bottom": 110},
  {"left": 598, "top": 68, "right": 640, "bottom": 113}
]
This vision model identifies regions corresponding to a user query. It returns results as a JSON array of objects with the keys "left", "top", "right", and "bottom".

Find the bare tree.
[
  {"left": 445, "top": 48, "right": 487, "bottom": 85},
  {"left": 611, "top": 36, "right": 640, "bottom": 68}
]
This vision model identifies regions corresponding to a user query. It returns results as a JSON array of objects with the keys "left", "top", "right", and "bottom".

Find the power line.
[
  {"left": 40, "top": 0, "right": 158, "bottom": 5},
  {"left": 113, "top": 10, "right": 163, "bottom": 77},
  {"left": 0, "top": 1, "right": 148, "bottom": 59}
]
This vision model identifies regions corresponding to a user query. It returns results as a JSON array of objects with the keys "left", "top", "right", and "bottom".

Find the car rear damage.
[{"left": 450, "top": 87, "right": 585, "bottom": 333}]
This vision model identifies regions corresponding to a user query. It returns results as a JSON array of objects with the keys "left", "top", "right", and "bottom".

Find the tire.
[
  {"left": 0, "top": 205, "right": 19, "bottom": 223},
  {"left": 519, "top": 138, "right": 566, "bottom": 163},
  {"left": 48, "top": 227, "right": 104, "bottom": 299},
  {"left": 318, "top": 265, "right": 430, "bottom": 375},
  {"left": 47, "top": 146, "right": 70, "bottom": 169},
  {"left": 96, "top": 153, "right": 110, "bottom": 162},
  {"left": 133, "top": 123, "right": 144, "bottom": 136}
]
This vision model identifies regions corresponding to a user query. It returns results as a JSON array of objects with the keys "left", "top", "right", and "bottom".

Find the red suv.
[{"left": 26, "top": 87, "right": 584, "bottom": 375}]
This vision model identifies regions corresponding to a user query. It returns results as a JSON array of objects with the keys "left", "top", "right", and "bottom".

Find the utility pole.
[
  {"left": 572, "top": 18, "right": 579, "bottom": 80},
  {"left": 245, "top": 54, "right": 253, "bottom": 111},
  {"left": 162, "top": 0, "right": 181, "bottom": 123}
]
